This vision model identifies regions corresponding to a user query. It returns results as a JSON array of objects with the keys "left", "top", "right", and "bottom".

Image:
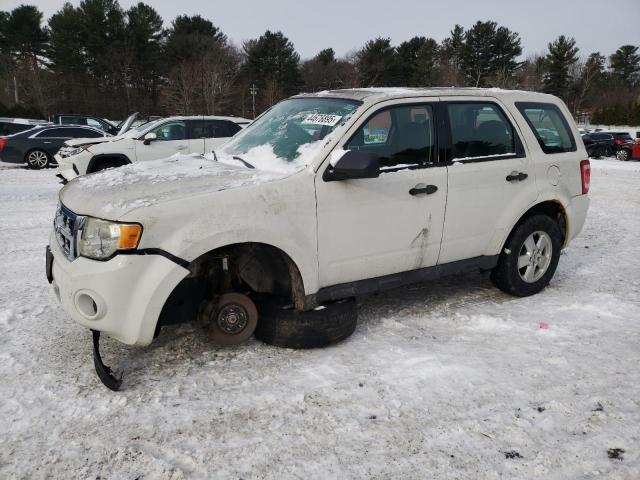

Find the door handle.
[
  {"left": 176, "top": 145, "right": 187, "bottom": 150},
  {"left": 409, "top": 184, "right": 438, "bottom": 196},
  {"left": 506, "top": 171, "right": 528, "bottom": 182}
]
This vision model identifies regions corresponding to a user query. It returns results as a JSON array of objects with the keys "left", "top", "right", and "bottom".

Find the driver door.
[
  {"left": 315, "top": 100, "right": 447, "bottom": 287},
  {"left": 135, "top": 120, "right": 189, "bottom": 161}
]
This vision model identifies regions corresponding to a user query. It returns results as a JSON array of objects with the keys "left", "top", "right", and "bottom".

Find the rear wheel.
[
  {"left": 491, "top": 215, "right": 562, "bottom": 297},
  {"left": 25, "top": 149, "right": 50, "bottom": 169},
  {"left": 616, "top": 149, "right": 630, "bottom": 161}
]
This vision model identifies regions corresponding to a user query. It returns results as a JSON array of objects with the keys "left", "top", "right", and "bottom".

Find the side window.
[
  {"left": 87, "top": 118, "right": 107, "bottom": 131},
  {"left": 75, "top": 128, "right": 103, "bottom": 138},
  {"left": 60, "top": 116, "right": 86, "bottom": 126},
  {"left": 346, "top": 105, "right": 436, "bottom": 169},
  {"left": 447, "top": 103, "right": 516, "bottom": 160},
  {"left": 515, "top": 102, "right": 576, "bottom": 154},
  {"left": 223, "top": 121, "right": 241, "bottom": 137},
  {"left": 35, "top": 128, "right": 72, "bottom": 138},
  {"left": 151, "top": 121, "right": 186, "bottom": 141},
  {"left": 188, "top": 120, "right": 207, "bottom": 139}
]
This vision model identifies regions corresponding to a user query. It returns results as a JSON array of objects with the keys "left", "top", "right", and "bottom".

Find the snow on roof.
[{"left": 295, "top": 87, "right": 553, "bottom": 103}]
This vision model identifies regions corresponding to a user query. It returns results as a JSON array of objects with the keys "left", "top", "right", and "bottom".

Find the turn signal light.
[{"left": 118, "top": 224, "right": 142, "bottom": 249}]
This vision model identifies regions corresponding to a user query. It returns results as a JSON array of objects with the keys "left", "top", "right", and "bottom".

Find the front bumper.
[
  {"left": 55, "top": 154, "right": 79, "bottom": 181},
  {"left": 48, "top": 232, "right": 189, "bottom": 346}
]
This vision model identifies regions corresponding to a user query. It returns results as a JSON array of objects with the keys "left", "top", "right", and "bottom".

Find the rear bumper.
[
  {"left": 566, "top": 194, "right": 590, "bottom": 244},
  {"left": 48, "top": 232, "right": 189, "bottom": 346}
]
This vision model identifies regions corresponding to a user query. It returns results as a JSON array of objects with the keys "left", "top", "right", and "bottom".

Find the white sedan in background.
[{"left": 56, "top": 115, "right": 251, "bottom": 180}]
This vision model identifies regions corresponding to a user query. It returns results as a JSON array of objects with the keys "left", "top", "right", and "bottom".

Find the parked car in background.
[
  {"left": 56, "top": 115, "right": 250, "bottom": 180},
  {"left": 609, "top": 131, "right": 634, "bottom": 150},
  {"left": 582, "top": 132, "right": 614, "bottom": 158},
  {"left": 0, "top": 125, "right": 110, "bottom": 168},
  {"left": 616, "top": 138, "right": 640, "bottom": 161},
  {"left": 52, "top": 114, "right": 123, "bottom": 136},
  {"left": 0, "top": 117, "right": 48, "bottom": 136}
]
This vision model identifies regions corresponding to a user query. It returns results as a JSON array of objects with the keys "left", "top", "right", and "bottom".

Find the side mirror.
[
  {"left": 143, "top": 132, "right": 157, "bottom": 145},
  {"left": 324, "top": 150, "right": 380, "bottom": 181}
]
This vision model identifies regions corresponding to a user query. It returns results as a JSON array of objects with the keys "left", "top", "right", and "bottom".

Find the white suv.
[
  {"left": 46, "top": 88, "right": 590, "bottom": 389},
  {"left": 55, "top": 115, "right": 251, "bottom": 181}
]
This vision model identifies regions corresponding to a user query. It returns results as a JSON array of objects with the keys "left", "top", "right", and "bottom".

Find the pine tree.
[
  {"left": 243, "top": 31, "right": 301, "bottom": 108},
  {"left": 356, "top": 37, "right": 397, "bottom": 87},
  {"left": 543, "top": 35, "right": 579, "bottom": 101},
  {"left": 459, "top": 21, "right": 522, "bottom": 87},
  {"left": 609, "top": 45, "right": 640, "bottom": 87},
  {"left": 396, "top": 36, "right": 439, "bottom": 87}
]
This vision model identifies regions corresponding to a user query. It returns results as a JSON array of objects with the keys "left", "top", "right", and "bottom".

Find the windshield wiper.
[
  {"left": 233, "top": 156, "right": 255, "bottom": 169},
  {"left": 211, "top": 149, "right": 218, "bottom": 161}
]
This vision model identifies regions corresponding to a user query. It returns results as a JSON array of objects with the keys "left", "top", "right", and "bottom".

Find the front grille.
[{"left": 54, "top": 204, "right": 83, "bottom": 261}]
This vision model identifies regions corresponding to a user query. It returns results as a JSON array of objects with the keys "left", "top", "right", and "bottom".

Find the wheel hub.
[{"left": 216, "top": 304, "right": 249, "bottom": 334}]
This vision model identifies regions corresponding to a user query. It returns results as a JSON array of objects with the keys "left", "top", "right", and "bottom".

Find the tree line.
[{"left": 1, "top": 1, "right": 639, "bottom": 125}]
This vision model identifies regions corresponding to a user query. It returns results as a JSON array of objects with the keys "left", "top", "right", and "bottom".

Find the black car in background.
[
  {"left": 582, "top": 132, "right": 615, "bottom": 158},
  {"left": 52, "top": 114, "right": 120, "bottom": 136},
  {"left": 0, "top": 125, "right": 108, "bottom": 168},
  {"left": 0, "top": 118, "right": 48, "bottom": 136}
]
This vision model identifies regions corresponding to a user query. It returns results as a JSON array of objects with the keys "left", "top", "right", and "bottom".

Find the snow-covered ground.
[{"left": 1, "top": 159, "right": 639, "bottom": 479}]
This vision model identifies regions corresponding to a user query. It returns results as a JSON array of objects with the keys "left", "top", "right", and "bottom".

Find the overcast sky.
[{"left": 4, "top": 0, "right": 639, "bottom": 60}]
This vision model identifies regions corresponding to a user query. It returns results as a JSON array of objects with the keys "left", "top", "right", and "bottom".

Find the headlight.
[
  {"left": 78, "top": 217, "right": 142, "bottom": 260},
  {"left": 66, "top": 147, "right": 83, "bottom": 157}
]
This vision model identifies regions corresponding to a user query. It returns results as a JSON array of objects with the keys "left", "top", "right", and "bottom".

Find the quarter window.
[
  {"left": 447, "top": 103, "right": 516, "bottom": 160},
  {"left": 516, "top": 102, "right": 576, "bottom": 154},
  {"left": 346, "top": 105, "right": 436, "bottom": 169}
]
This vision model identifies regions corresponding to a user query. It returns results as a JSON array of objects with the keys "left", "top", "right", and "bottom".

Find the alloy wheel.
[
  {"left": 517, "top": 231, "right": 553, "bottom": 283},
  {"left": 27, "top": 150, "right": 49, "bottom": 169}
]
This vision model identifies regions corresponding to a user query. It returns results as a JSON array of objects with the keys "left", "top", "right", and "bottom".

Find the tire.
[
  {"left": 616, "top": 149, "right": 630, "bottom": 161},
  {"left": 255, "top": 298, "right": 358, "bottom": 349},
  {"left": 25, "top": 149, "right": 50, "bottom": 169},
  {"left": 490, "top": 215, "right": 562, "bottom": 297}
]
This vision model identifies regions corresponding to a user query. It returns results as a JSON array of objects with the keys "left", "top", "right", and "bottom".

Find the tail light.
[
  {"left": 0, "top": 137, "right": 7, "bottom": 151},
  {"left": 615, "top": 138, "right": 623, "bottom": 145},
  {"left": 580, "top": 159, "right": 590, "bottom": 194}
]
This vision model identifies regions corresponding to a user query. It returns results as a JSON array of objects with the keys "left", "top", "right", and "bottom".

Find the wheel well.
[
  {"left": 87, "top": 154, "right": 130, "bottom": 173},
  {"left": 157, "top": 243, "right": 305, "bottom": 327},
  {"left": 507, "top": 201, "right": 568, "bottom": 248}
]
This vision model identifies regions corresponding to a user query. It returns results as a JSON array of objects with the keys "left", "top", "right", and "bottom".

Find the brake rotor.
[{"left": 199, "top": 293, "right": 258, "bottom": 346}]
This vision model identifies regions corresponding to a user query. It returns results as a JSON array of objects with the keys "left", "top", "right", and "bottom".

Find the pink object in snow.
[{"left": 539, "top": 322, "right": 550, "bottom": 329}]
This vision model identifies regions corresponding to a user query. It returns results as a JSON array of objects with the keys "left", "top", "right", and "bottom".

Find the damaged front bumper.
[{"left": 47, "top": 232, "right": 189, "bottom": 346}]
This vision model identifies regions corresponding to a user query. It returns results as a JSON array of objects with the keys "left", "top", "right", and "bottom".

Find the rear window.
[{"left": 516, "top": 102, "right": 576, "bottom": 154}]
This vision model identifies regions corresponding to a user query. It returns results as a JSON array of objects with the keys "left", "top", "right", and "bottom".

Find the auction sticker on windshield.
[{"left": 302, "top": 114, "right": 342, "bottom": 127}]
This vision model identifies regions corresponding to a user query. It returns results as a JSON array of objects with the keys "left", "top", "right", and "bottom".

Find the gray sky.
[{"left": 3, "top": 0, "right": 639, "bottom": 60}]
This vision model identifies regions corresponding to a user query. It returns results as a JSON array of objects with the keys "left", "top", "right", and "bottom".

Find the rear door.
[{"left": 439, "top": 98, "right": 538, "bottom": 264}]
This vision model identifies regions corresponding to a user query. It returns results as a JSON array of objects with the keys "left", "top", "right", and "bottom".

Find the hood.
[
  {"left": 117, "top": 112, "right": 139, "bottom": 135},
  {"left": 59, "top": 154, "right": 287, "bottom": 219},
  {"left": 64, "top": 136, "right": 115, "bottom": 147}
]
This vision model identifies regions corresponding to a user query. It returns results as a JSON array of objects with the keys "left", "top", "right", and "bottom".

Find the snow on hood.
[{"left": 60, "top": 153, "right": 287, "bottom": 219}]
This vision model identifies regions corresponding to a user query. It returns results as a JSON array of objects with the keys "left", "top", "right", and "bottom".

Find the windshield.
[{"left": 219, "top": 98, "right": 361, "bottom": 172}]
